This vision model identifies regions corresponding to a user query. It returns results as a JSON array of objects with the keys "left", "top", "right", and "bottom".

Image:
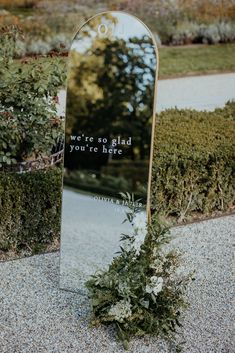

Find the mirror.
[{"left": 60, "top": 11, "right": 158, "bottom": 292}]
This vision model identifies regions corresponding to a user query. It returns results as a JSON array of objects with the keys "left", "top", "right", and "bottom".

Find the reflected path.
[{"left": 60, "top": 189, "right": 132, "bottom": 291}]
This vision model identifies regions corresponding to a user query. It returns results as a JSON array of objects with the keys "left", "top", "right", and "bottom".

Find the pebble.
[{"left": 0, "top": 215, "right": 234, "bottom": 353}]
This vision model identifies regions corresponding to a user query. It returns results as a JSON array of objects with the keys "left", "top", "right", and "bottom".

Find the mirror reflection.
[{"left": 60, "top": 12, "right": 158, "bottom": 292}]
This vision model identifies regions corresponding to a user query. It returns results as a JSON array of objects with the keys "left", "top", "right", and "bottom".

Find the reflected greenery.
[{"left": 65, "top": 14, "right": 157, "bottom": 200}]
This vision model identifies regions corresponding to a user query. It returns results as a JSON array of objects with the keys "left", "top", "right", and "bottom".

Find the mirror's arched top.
[
  {"left": 65, "top": 11, "right": 158, "bottom": 206},
  {"left": 70, "top": 11, "right": 158, "bottom": 59}
]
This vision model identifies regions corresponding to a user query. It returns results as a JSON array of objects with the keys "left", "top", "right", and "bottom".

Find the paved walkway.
[
  {"left": 1, "top": 215, "right": 234, "bottom": 353},
  {"left": 57, "top": 73, "right": 235, "bottom": 116},
  {"left": 157, "top": 72, "right": 235, "bottom": 112}
]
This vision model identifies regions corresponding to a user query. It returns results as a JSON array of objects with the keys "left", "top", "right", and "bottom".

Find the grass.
[
  {"left": 159, "top": 43, "right": 235, "bottom": 79},
  {"left": 15, "top": 42, "right": 235, "bottom": 82}
]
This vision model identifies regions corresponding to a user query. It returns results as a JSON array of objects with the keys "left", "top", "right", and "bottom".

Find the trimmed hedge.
[
  {"left": 0, "top": 167, "right": 62, "bottom": 251},
  {"left": 151, "top": 101, "right": 235, "bottom": 221},
  {"left": 1, "top": 103, "right": 234, "bottom": 253}
]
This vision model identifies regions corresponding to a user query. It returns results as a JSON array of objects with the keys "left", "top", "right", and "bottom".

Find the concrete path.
[
  {"left": 157, "top": 72, "right": 235, "bottom": 112},
  {"left": 0, "top": 215, "right": 234, "bottom": 353},
  {"left": 57, "top": 73, "right": 235, "bottom": 116}
]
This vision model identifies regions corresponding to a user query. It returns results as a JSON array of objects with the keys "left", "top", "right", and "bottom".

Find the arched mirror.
[{"left": 60, "top": 11, "right": 158, "bottom": 292}]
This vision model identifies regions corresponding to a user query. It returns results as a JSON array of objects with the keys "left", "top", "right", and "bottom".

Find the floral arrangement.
[{"left": 86, "top": 193, "right": 192, "bottom": 350}]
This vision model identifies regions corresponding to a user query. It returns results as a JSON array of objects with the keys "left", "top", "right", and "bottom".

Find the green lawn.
[
  {"left": 159, "top": 43, "right": 235, "bottom": 79},
  {"left": 19, "top": 43, "right": 235, "bottom": 81}
]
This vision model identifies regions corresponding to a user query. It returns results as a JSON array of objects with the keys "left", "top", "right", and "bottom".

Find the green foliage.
[
  {"left": 0, "top": 0, "right": 40, "bottom": 8},
  {"left": 0, "top": 27, "right": 64, "bottom": 254},
  {"left": 171, "top": 21, "right": 235, "bottom": 46},
  {"left": 66, "top": 34, "right": 155, "bottom": 170},
  {"left": 0, "top": 27, "right": 66, "bottom": 166},
  {"left": 86, "top": 193, "right": 191, "bottom": 350},
  {"left": 159, "top": 43, "right": 235, "bottom": 79},
  {"left": 151, "top": 101, "right": 235, "bottom": 221},
  {"left": 0, "top": 25, "right": 20, "bottom": 59},
  {"left": 0, "top": 167, "right": 62, "bottom": 251},
  {"left": 64, "top": 171, "right": 131, "bottom": 198},
  {"left": 64, "top": 161, "right": 148, "bottom": 200},
  {"left": 1, "top": 0, "right": 235, "bottom": 54}
]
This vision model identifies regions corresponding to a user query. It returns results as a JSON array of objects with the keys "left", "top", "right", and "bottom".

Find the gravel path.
[{"left": 0, "top": 215, "right": 234, "bottom": 353}]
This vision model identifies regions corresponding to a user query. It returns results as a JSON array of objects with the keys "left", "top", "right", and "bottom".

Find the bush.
[
  {"left": 86, "top": 194, "right": 191, "bottom": 350},
  {"left": 27, "top": 38, "right": 51, "bottom": 55},
  {"left": 171, "top": 21, "right": 235, "bottom": 45},
  {"left": 49, "top": 34, "right": 70, "bottom": 52},
  {"left": 218, "top": 22, "right": 235, "bottom": 42},
  {"left": 0, "top": 27, "right": 65, "bottom": 253},
  {"left": 0, "top": 0, "right": 40, "bottom": 8},
  {"left": 151, "top": 101, "right": 235, "bottom": 221},
  {"left": 171, "top": 22, "right": 200, "bottom": 46},
  {"left": 199, "top": 23, "right": 221, "bottom": 44},
  {"left": 0, "top": 14, "right": 70, "bottom": 57},
  {"left": 0, "top": 27, "right": 66, "bottom": 166},
  {"left": 0, "top": 167, "right": 62, "bottom": 251}
]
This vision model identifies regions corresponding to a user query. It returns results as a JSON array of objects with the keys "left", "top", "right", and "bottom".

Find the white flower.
[
  {"left": 122, "top": 212, "right": 147, "bottom": 256},
  {"left": 108, "top": 300, "right": 132, "bottom": 323},
  {"left": 146, "top": 276, "right": 163, "bottom": 296},
  {"left": 129, "top": 212, "right": 147, "bottom": 255},
  {"left": 132, "top": 212, "right": 147, "bottom": 235},
  {"left": 118, "top": 281, "right": 131, "bottom": 296}
]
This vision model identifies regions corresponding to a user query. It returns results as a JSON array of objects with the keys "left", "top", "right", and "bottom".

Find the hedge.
[
  {"left": 1, "top": 103, "right": 234, "bottom": 253},
  {"left": 0, "top": 167, "right": 62, "bottom": 252},
  {"left": 151, "top": 101, "right": 235, "bottom": 221}
]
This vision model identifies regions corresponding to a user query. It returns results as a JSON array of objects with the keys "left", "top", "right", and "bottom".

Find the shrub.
[
  {"left": 27, "top": 39, "right": 51, "bottom": 55},
  {"left": 14, "top": 39, "right": 27, "bottom": 57},
  {"left": 0, "top": 27, "right": 66, "bottom": 166},
  {"left": 49, "top": 34, "right": 70, "bottom": 52},
  {"left": 199, "top": 23, "right": 221, "bottom": 44},
  {"left": 0, "top": 0, "right": 40, "bottom": 8},
  {"left": 0, "top": 27, "right": 65, "bottom": 254},
  {"left": 198, "top": 21, "right": 235, "bottom": 44},
  {"left": 25, "top": 34, "right": 71, "bottom": 56},
  {"left": 172, "top": 22, "right": 200, "bottom": 45},
  {"left": 86, "top": 194, "right": 191, "bottom": 350},
  {"left": 217, "top": 22, "right": 235, "bottom": 43},
  {"left": 171, "top": 21, "right": 235, "bottom": 45},
  {"left": 0, "top": 167, "right": 62, "bottom": 251},
  {"left": 19, "top": 18, "right": 51, "bottom": 40},
  {"left": 151, "top": 101, "right": 235, "bottom": 221}
]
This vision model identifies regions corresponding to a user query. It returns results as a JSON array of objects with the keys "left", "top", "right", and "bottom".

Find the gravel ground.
[{"left": 0, "top": 215, "right": 234, "bottom": 353}]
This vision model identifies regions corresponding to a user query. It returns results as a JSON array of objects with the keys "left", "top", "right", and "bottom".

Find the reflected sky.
[{"left": 71, "top": 12, "right": 154, "bottom": 54}]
